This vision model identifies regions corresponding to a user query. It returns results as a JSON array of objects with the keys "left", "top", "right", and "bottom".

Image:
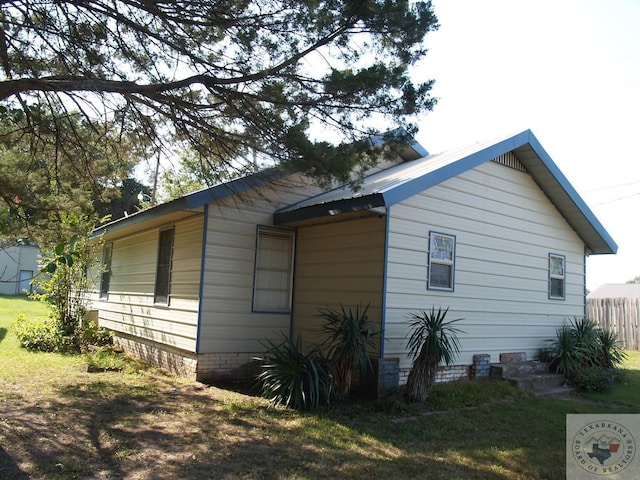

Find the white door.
[{"left": 18, "top": 270, "right": 32, "bottom": 294}]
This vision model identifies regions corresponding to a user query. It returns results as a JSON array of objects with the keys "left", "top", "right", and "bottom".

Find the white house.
[
  {"left": 88, "top": 129, "right": 616, "bottom": 390},
  {"left": 0, "top": 242, "right": 40, "bottom": 295}
]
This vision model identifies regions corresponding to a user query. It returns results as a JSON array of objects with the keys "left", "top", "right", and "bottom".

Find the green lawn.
[{"left": 1, "top": 295, "right": 638, "bottom": 479}]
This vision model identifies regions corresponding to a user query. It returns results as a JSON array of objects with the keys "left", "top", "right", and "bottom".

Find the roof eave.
[
  {"left": 514, "top": 133, "right": 618, "bottom": 255},
  {"left": 274, "top": 193, "right": 386, "bottom": 225},
  {"left": 92, "top": 169, "right": 284, "bottom": 238}
]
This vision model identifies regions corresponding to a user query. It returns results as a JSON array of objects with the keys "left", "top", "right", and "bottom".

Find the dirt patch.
[{"left": 0, "top": 365, "right": 293, "bottom": 480}]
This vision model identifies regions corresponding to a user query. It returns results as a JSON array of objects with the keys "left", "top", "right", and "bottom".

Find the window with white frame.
[
  {"left": 549, "top": 253, "right": 565, "bottom": 300},
  {"left": 253, "top": 226, "right": 295, "bottom": 313},
  {"left": 428, "top": 232, "right": 456, "bottom": 291}
]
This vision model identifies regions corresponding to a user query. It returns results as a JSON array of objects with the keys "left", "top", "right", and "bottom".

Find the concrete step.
[
  {"left": 490, "top": 360, "right": 551, "bottom": 379},
  {"left": 506, "top": 372, "right": 565, "bottom": 392}
]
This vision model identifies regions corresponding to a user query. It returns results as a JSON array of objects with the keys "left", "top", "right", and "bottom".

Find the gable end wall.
[{"left": 384, "top": 160, "right": 587, "bottom": 378}]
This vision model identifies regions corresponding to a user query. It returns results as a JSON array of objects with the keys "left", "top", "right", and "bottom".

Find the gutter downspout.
[{"left": 380, "top": 206, "right": 391, "bottom": 358}]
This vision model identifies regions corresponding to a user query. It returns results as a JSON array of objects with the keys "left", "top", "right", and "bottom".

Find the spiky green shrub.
[
  {"left": 257, "top": 335, "right": 332, "bottom": 411},
  {"left": 596, "top": 329, "right": 627, "bottom": 369},
  {"left": 547, "top": 317, "right": 627, "bottom": 391},
  {"left": 549, "top": 324, "right": 585, "bottom": 378},
  {"left": 318, "top": 303, "right": 379, "bottom": 399},
  {"left": 405, "top": 307, "right": 464, "bottom": 403}
]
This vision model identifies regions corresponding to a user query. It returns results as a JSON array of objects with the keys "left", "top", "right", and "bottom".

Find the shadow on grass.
[
  {"left": 0, "top": 327, "right": 6, "bottom": 345},
  {"left": 0, "top": 375, "right": 580, "bottom": 480},
  {"left": 0, "top": 444, "right": 28, "bottom": 479}
]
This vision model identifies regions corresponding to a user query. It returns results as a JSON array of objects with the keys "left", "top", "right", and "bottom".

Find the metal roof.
[
  {"left": 588, "top": 283, "right": 640, "bottom": 299},
  {"left": 274, "top": 129, "right": 617, "bottom": 255},
  {"left": 92, "top": 169, "right": 283, "bottom": 239},
  {"left": 91, "top": 137, "right": 428, "bottom": 240}
]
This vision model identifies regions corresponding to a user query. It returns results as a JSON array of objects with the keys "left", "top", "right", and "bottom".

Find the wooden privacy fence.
[{"left": 587, "top": 297, "right": 640, "bottom": 351}]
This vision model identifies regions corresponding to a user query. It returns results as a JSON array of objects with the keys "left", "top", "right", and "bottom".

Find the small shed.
[
  {"left": 588, "top": 284, "right": 640, "bottom": 350},
  {"left": 0, "top": 242, "right": 40, "bottom": 295}
]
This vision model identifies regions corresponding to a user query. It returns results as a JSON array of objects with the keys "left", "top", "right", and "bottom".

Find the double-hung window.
[
  {"left": 428, "top": 232, "right": 456, "bottom": 291},
  {"left": 253, "top": 226, "right": 295, "bottom": 313},
  {"left": 154, "top": 227, "right": 175, "bottom": 304},
  {"left": 99, "top": 242, "right": 113, "bottom": 299},
  {"left": 549, "top": 253, "right": 566, "bottom": 300}
]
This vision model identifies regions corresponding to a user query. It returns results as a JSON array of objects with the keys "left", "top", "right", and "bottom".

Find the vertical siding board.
[
  {"left": 384, "top": 161, "right": 588, "bottom": 370},
  {"left": 292, "top": 216, "right": 386, "bottom": 352}
]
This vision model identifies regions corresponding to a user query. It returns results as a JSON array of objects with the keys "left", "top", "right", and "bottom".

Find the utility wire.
[{"left": 594, "top": 191, "right": 640, "bottom": 206}]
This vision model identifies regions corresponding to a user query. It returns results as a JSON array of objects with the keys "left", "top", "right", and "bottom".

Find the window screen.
[
  {"left": 155, "top": 228, "right": 175, "bottom": 304},
  {"left": 428, "top": 232, "right": 455, "bottom": 291},
  {"left": 99, "top": 242, "right": 113, "bottom": 299},
  {"left": 549, "top": 253, "right": 565, "bottom": 300},
  {"left": 253, "top": 227, "right": 295, "bottom": 313}
]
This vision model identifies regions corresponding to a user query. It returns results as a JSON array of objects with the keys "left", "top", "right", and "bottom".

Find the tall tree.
[
  {"left": 0, "top": 0, "right": 439, "bottom": 193},
  {"left": 0, "top": 104, "right": 138, "bottom": 242}
]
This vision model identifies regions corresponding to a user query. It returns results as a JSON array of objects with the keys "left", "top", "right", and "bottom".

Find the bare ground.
[{"left": 1, "top": 365, "right": 321, "bottom": 480}]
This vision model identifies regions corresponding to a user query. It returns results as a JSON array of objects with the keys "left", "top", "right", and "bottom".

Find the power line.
[
  {"left": 594, "top": 191, "right": 640, "bottom": 206},
  {"left": 587, "top": 180, "right": 640, "bottom": 192}
]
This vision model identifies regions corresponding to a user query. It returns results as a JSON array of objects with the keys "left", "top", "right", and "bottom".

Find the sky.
[{"left": 412, "top": 0, "right": 640, "bottom": 291}]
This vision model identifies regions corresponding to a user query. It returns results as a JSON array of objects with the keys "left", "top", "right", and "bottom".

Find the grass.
[
  {"left": 579, "top": 349, "right": 640, "bottom": 406},
  {"left": 1, "top": 295, "right": 639, "bottom": 479}
]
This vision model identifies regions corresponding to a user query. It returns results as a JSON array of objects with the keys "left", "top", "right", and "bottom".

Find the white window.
[
  {"left": 549, "top": 253, "right": 565, "bottom": 300},
  {"left": 253, "top": 226, "right": 295, "bottom": 313},
  {"left": 428, "top": 232, "right": 455, "bottom": 291}
]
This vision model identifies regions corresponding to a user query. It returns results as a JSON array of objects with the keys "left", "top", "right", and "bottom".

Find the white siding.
[
  {"left": 92, "top": 215, "right": 204, "bottom": 352},
  {"left": 197, "top": 175, "right": 320, "bottom": 354},
  {"left": 384, "top": 161, "right": 587, "bottom": 370},
  {"left": 292, "top": 216, "right": 386, "bottom": 351},
  {"left": 0, "top": 245, "right": 39, "bottom": 295}
]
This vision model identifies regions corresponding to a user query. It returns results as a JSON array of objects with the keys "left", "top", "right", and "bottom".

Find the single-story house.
[
  {"left": 587, "top": 284, "right": 640, "bottom": 350},
  {"left": 0, "top": 241, "right": 40, "bottom": 295},
  {"left": 88, "top": 129, "right": 616, "bottom": 389}
]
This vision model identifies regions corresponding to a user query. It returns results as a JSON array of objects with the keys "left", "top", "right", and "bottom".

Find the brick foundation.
[
  {"left": 195, "top": 352, "right": 262, "bottom": 384},
  {"left": 360, "top": 358, "right": 400, "bottom": 399},
  {"left": 113, "top": 333, "right": 263, "bottom": 383},
  {"left": 471, "top": 354, "right": 492, "bottom": 378},
  {"left": 113, "top": 333, "right": 198, "bottom": 379},
  {"left": 399, "top": 364, "right": 472, "bottom": 385}
]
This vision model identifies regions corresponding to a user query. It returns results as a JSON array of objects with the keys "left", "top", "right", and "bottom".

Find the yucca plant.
[
  {"left": 405, "top": 307, "right": 464, "bottom": 403},
  {"left": 318, "top": 303, "right": 379, "bottom": 399},
  {"left": 596, "top": 329, "right": 627, "bottom": 369},
  {"left": 549, "top": 324, "right": 584, "bottom": 377},
  {"left": 570, "top": 317, "right": 599, "bottom": 365},
  {"left": 547, "top": 317, "right": 627, "bottom": 391},
  {"left": 257, "top": 334, "right": 332, "bottom": 411}
]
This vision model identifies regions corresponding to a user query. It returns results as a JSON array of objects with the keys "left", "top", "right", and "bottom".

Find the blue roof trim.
[
  {"left": 275, "top": 129, "right": 617, "bottom": 255},
  {"left": 369, "top": 129, "right": 429, "bottom": 158},
  {"left": 184, "top": 168, "right": 283, "bottom": 209},
  {"left": 408, "top": 139, "right": 429, "bottom": 158},
  {"left": 92, "top": 168, "right": 284, "bottom": 237},
  {"left": 522, "top": 131, "right": 618, "bottom": 254},
  {"left": 273, "top": 193, "right": 386, "bottom": 225}
]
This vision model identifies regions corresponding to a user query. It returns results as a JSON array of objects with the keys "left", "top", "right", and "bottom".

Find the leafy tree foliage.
[
  {"left": 17, "top": 213, "right": 112, "bottom": 353},
  {"left": 0, "top": 104, "right": 139, "bottom": 241},
  {"left": 159, "top": 148, "right": 254, "bottom": 201},
  {"left": 627, "top": 276, "right": 640, "bottom": 284},
  {"left": 0, "top": 0, "right": 439, "bottom": 194}
]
